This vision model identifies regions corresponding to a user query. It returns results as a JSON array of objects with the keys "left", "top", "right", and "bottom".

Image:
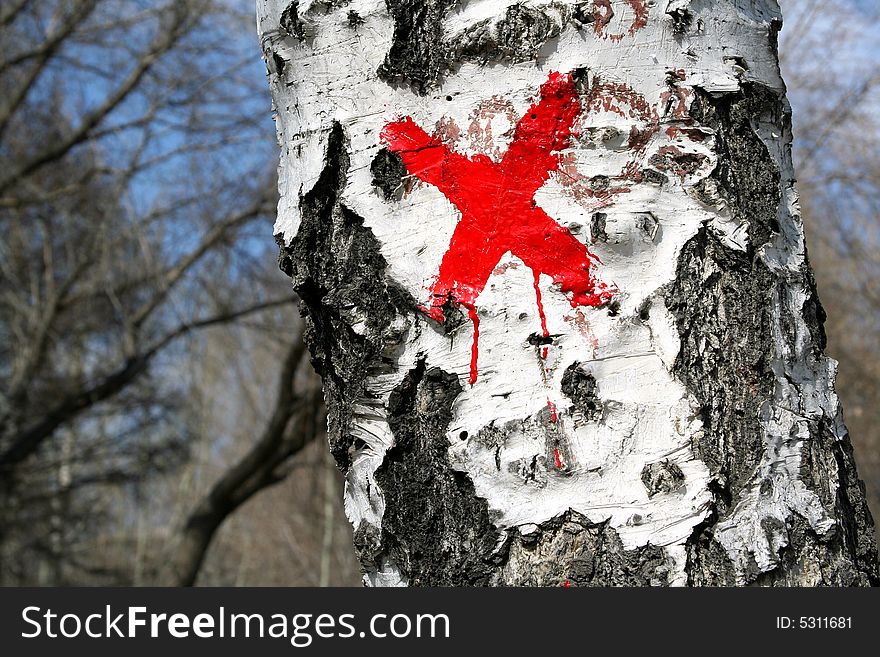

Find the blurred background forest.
[{"left": 0, "top": 0, "right": 877, "bottom": 586}]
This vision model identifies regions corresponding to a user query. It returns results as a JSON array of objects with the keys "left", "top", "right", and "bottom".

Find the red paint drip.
[
  {"left": 381, "top": 72, "right": 614, "bottom": 382},
  {"left": 466, "top": 304, "right": 480, "bottom": 385},
  {"left": 533, "top": 269, "right": 549, "bottom": 338},
  {"left": 554, "top": 447, "right": 564, "bottom": 469}
]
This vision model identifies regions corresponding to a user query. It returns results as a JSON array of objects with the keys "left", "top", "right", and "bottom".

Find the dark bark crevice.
[
  {"left": 378, "top": 1, "right": 596, "bottom": 94},
  {"left": 277, "top": 122, "right": 415, "bottom": 471},
  {"left": 501, "top": 510, "right": 672, "bottom": 586},
  {"left": 560, "top": 362, "right": 603, "bottom": 423},
  {"left": 374, "top": 360, "right": 504, "bottom": 585},
  {"left": 671, "top": 84, "right": 878, "bottom": 585},
  {"left": 445, "top": 3, "right": 569, "bottom": 69},
  {"left": 370, "top": 147, "right": 408, "bottom": 201},
  {"left": 378, "top": 0, "right": 460, "bottom": 94}
]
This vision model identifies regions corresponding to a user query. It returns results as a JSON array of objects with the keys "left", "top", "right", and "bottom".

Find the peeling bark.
[{"left": 259, "top": 0, "right": 878, "bottom": 586}]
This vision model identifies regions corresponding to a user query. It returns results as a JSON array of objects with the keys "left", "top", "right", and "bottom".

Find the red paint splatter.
[
  {"left": 382, "top": 72, "right": 614, "bottom": 384},
  {"left": 563, "top": 580, "right": 571, "bottom": 588}
]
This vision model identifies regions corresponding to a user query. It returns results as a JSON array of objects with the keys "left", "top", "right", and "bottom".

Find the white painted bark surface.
[{"left": 258, "top": 0, "right": 877, "bottom": 586}]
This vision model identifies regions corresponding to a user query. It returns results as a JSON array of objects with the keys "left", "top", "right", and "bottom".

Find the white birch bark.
[{"left": 258, "top": 0, "right": 878, "bottom": 586}]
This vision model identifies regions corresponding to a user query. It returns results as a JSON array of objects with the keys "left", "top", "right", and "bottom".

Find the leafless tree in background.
[{"left": 0, "top": 0, "right": 354, "bottom": 586}]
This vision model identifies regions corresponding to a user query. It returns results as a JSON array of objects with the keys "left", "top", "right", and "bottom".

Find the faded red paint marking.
[
  {"left": 592, "top": 0, "right": 648, "bottom": 41},
  {"left": 465, "top": 95, "right": 518, "bottom": 163},
  {"left": 382, "top": 72, "right": 614, "bottom": 384},
  {"left": 659, "top": 69, "right": 692, "bottom": 121},
  {"left": 491, "top": 260, "right": 520, "bottom": 276},
  {"left": 556, "top": 76, "right": 660, "bottom": 210},
  {"left": 548, "top": 400, "right": 558, "bottom": 423},
  {"left": 553, "top": 447, "right": 564, "bottom": 469},
  {"left": 649, "top": 145, "right": 708, "bottom": 179},
  {"left": 565, "top": 309, "right": 599, "bottom": 360}
]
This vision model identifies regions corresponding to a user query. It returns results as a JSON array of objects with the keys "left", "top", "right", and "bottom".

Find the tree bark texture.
[{"left": 258, "top": 0, "right": 879, "bottom": 586}]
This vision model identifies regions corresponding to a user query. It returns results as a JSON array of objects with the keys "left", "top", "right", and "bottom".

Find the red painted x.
[{"left": 381, "top": 72, "right": 613, "bottom": 327}]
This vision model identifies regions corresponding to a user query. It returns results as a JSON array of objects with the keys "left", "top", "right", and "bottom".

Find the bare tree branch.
[
  {"left": 0, "top": 296, "right": 296, "bottom": 470},
  {"left": 0, "top": 3, "right": 196, "bottom": 194},
  {"left": 0, "top": 0, "right": 100, "bottom": 141},
  {"left": 0, "top": 0, "right": 31, "bottom": 27},
  {"left": 163, "top": 335, "right": 318, "bottom": 586}
]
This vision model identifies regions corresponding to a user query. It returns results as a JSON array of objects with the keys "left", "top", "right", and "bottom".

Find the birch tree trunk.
[{"left": 257, "top": 0, "right": 879, "bottom": 586}]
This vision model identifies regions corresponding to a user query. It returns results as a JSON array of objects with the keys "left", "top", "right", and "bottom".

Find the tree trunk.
[{"left": 258, "top": 0, "right": 879, "bottom": 586}]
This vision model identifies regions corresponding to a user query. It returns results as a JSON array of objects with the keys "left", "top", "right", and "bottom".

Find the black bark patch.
[
  {"left": 590, "top": 212, "right": 608, "bottom": 243},
  {"left": 527, "top": 333, "right": 554, "bottom": 346},
  {"left": 829, "top": 433, "right": 880, "bottom": 584},
  {"left": 378, "top": 1, "right": 596, "bottom": 94},
  {"left": 670, "top": 86, "right": 782, "bottom": 580},
  {"left": 684, "top": 514, "right": 738, "bottom": 586},
  {"left": 649, "top": 149, "right": 707, "bottom": 177},
  {"left": 673, "top": 84, "right": 878, "bottom": 584},
  {"left": 688, "top": 84, "right": 782, "bottom": 248},
  {"left": 641, "top": 460, "right": 685, "bottom": 497},
  {"left": 503, "top": 511, "right": 672, "bottom": 586},
  {"left": 571, "top": 3, "right": 596, "bottom": 26},
  {"left": 640, "top": 167, "right": 668, "bottom": 186},
  {"left": 375, "top": 360, "right": 503, "bottom": 585},
  {"left": 447, "top": 3, "right": 562, "bottom": 66},
  {"left": 666, "top": 226, "right": 773, "bottom": 496},
  {"left": 561, "top": 362, "right": 602, "bottom": 421},
  {"left": 370, "top": 147, "right": 407, "bottom": 201},
  {"left": 472, "top": 422, "right": 509, "bottom": 452},
  {"left": 668, "top": 86, "right": 780, "bottom": 505},
  {"left": 669, "top": 86, "right": 780, "bottom": 581},
  {"left": 378, "top": 0, "right": 458, "bottom": 94},
  {"left": 280, "top": 2, "right": 305, "bottom": 40},
  {"left": 666, "top": 6, "right": 691, "bottom": 34},
  {"left": 352, "top": 520, "right": 383, "bottom": 570},
  {"left": 277, "top": 122, "right": 415, "bottom": 471}
]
